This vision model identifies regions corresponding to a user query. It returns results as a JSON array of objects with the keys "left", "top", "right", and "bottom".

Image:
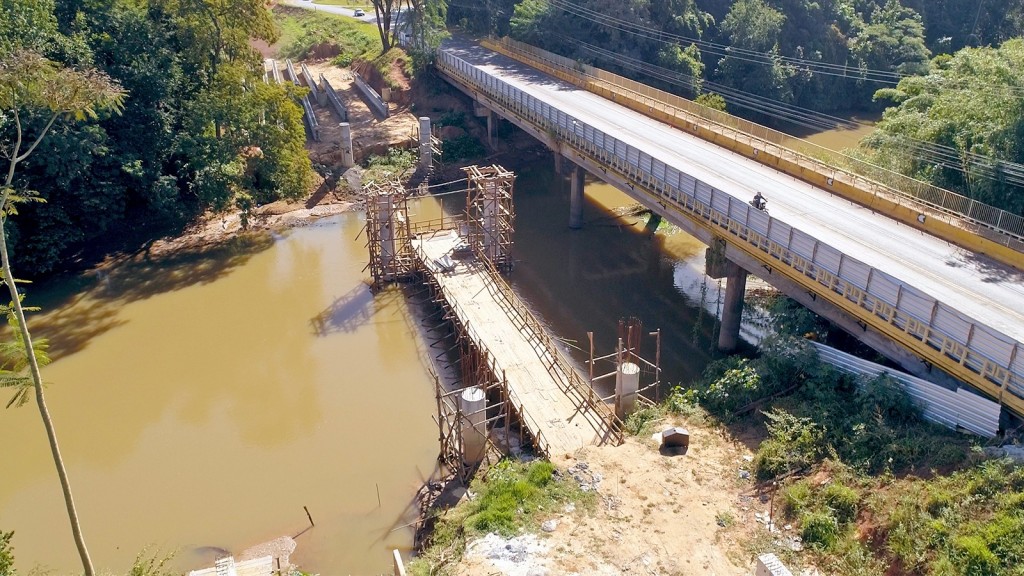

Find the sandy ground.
[{"left": 454, "top": 416, "right": 784, "bottom": 576}]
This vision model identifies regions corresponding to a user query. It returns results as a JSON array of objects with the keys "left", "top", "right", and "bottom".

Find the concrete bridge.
[{"left": 434, "top": 37, "right": 1024, "bottom": 419}]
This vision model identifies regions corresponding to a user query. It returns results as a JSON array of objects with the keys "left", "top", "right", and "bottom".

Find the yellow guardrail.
[
  {"left": 481, "top": 37, "right": 1024, "bottom": 271},
  {"left": 434, "top": 49, "right": 1024, "bottom": 419}
]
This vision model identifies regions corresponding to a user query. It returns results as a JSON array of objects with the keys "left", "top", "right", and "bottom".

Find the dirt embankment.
[{"left": 454, "top": 417, "right": 772, "bottom": 576}]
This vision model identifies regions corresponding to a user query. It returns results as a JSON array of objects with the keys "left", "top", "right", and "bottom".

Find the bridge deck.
[
  {"left": 413, "top": 230, "right": 611, "bottom": 457},
  {"left": 441, "top": 41, "right": 1024, "bottom": 345}
]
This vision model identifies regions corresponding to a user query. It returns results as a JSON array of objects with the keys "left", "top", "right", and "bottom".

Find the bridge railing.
[
  {"left": 436, "top": 49, "right": 1024, "bottom": 417},
  {"left": 471, "top": 246, "right": 625, "bottom": 446},
  {"left": 416, "top": 242, "right": 551, "bottom": 457},
  {"left": 483, "top": 37, "right": 1024, "bottom": 253}
]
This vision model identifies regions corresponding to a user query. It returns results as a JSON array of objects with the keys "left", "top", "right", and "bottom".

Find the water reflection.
[
  {"left": 504, "top": 161, "right": 726, "bottom": 391},
  {"left": 0, "top": 215, "right": 438, "bottom": 576}
]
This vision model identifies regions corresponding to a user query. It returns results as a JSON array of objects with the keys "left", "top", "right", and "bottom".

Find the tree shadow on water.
[{"left": 24, "top": 232, "right": 277, "bottom": 359}]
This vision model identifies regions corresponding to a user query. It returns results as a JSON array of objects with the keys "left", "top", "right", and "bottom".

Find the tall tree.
[
  {"left": 0, "top": 49, "right": 124, "bottom": 576},
  {"left": 866, "top": 39, "right": 1024, "bottom": 214},
  {"left": 715, "top": 0, "right": 795, "bottom": 107},
  {"left": 369, "top": 0, "right": 400, "bottom": 52}
]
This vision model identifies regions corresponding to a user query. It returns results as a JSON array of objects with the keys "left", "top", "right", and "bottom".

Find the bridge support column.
[
  {"left": 486, "top": 111, "right": 496, "bottom": 147},
  {"left": 718, "top": 263, "right": 748, "bottom": 352},
  {"left": 418, "top": 116, "right": 432, "bottom": 171},
  {"left": 553, "top": 150, "right": 564, "bottom": 175},
  {"left": 570, "top": 165, "right": 585, "bottom": 229},
  {"left": 645, "top": 213, "right": 662, "bottom": 235},
  {"left": 340, "top": 122, "right": 355, "bottom": 168},
  {"left": 460, "top": 387, "right": 487, "bottom": 466}
]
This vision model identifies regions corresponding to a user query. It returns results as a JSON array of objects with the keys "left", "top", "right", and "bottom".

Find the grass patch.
[
  {"left": 409, "top": 459, "right": 594, "bottom": 576},
  {"left": 363, "top": 147, "right": 417, "bottom": 182},
  {"left": 272, "top": 6, "right": 379, "bottom": 61}
]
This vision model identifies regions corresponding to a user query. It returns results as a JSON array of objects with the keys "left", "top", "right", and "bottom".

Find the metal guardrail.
[
  {"left": 301, "top": 94, "right": 320, "bottom": 142},
  {"left": 435, "top": 48, "right": 1024, "bottom": 418},
  {"left": 485, "top": 37, "right": 1024, "bottom": 253},
  {"left": 353, "top": 71, "right": 389, "bottom": 119},
  {"left": 320, "top": 74, "right": 348, "bottom": 121},
  {"left": 810, "top": 341, "right": 1000, "bottom": 437},
  {"left": 268, "top": 59, "right": 282, "bottom": 84}
]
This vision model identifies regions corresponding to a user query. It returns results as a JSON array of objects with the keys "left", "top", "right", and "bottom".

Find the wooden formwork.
[
  {"left": 365, "top": 179, "right": 416, "bottom": 288},
  {"left": 420, "top": 271, "right": 527, "bottom": 482},
  {"left": 463, "top": 165, "right": 515, "bottom": 272}
]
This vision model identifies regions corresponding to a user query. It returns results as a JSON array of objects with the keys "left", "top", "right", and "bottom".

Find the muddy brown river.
[{"left": 0, "top": 119, "right": 869, "bottom": 573}]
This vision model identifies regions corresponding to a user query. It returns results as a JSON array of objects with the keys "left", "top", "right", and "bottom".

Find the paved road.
[
  {"left": 443, "top": 41, "right": 1024, "bottom": 344},
  {"left": 279, "top": 0, "right": 398, "bottom": 25}
]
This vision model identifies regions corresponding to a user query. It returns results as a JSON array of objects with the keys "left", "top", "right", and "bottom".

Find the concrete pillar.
[
  {"left": 569, "top": 165, "right": 585, "bottom": 229},
  {"left": 615, "top": 362, "right": 640, "bottom": 419},
  {"left": 460, "top": 387, "right": 487, "bottom": 466},
  {"left": 718, "top": 263, "right": 748, "bottom": 352},
  {"left": 486, "top": 111, "right": 496, "bottom": 147},
  {"left": 339, "top": 123, "right": 354, "bottom": 168},
  {"left": 645, "top": 212, "right": 662, "bottom": 235},
  {"left": 418, "top": 116, "right": 431, "bottom": 171},
  {"left": 553, "top": 150, "right": 563, "bottom": 175},
  {"left": 376, "top": 192, "right": 396, "bottom": 272}
]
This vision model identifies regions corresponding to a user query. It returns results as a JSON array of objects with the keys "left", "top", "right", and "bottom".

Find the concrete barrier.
[
  {"left": 284, "top": 59, "right": 301, "bottom": 86},
  {"left": 300, "top": 62, "right": 318, "bottom": 91},
  {"left": 320, "top": 74, "right": 348, "bottom": 121},
  {"left": 302, "top": 94, "right": 320, "bottom": 141},
  {"left": 352, "top": 71, "right": 389, "bottom": 119}
]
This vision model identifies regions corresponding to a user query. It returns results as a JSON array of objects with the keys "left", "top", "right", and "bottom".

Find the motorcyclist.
[{"left": 752, "top": 191, "right": 767, "bottom": 211}]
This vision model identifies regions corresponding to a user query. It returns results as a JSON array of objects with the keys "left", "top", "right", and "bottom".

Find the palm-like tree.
[{"left": 0, "top": 50, "right": 124, "bottom": 576}]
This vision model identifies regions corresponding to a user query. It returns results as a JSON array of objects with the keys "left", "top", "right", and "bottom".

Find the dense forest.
[
  {"left": 1, "top": 0, "right": 313, "bottom": 277},
  {"left": 3, "top": 0, "right": 1024, "bottom": 276},
  {"left": 452, "top": 0, "right": 1024, "bottom": 216}
]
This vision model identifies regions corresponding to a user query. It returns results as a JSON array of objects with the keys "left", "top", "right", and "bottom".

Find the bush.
[
  {"left": 783, "top": 480, "right": 812, "bottom": 516},
  {"left": 952, "top": 535, "right": 999, "bottom": 576},
  {"left": 624, "top": 405, "right": 665, "bottom": 436},
  {"left": 442, "top": 135, "right": 486, "bottom": 162},
  {"left": 822, "top": 482, "right": 860, "bottom": 524},
  {"left": 753, "top": 409, "right": 823, "bottom": 480},
  {"left": 701, "top": 359, "right": 763, "bottom": 413},
  {"left": 801, "top": 510, "right": 841, "bottom": 549}
]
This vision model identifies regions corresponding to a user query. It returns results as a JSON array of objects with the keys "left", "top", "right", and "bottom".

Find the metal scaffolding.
[
  {"left": 464, "top": 164, "right": 515, "bottom": 272},
  {"left": 365, "top": 179, "right": 415, "bottom": 288}
]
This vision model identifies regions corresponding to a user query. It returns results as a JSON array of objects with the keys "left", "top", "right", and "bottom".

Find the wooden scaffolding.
[
  {"left": 365, "top": 179, "right": 416, "bottom": 288},
  {"left": 464, "top": 165, "right": 515, "bottom": 272}
]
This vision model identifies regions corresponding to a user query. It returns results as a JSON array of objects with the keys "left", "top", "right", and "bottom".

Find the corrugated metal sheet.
[{"left": 810, "top": 341, "right": 1000, "bottom": 437}]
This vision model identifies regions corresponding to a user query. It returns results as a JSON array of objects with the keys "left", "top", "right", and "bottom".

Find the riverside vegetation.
[{"left": 411, "top": 291, "right": 1021, "bottom": 575}]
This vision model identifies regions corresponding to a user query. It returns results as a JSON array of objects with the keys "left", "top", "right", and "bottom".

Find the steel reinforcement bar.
[
  {"left": 482, "top": 37, "right": 1024, "bottom": 267},
  {"left": 435, "top": 48, "right": 1024, "bottom": 418}
]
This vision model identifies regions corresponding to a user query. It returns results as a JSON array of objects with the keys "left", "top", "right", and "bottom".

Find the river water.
[{"left": 0, "top": 118, "right": 868, "bottom": 574}]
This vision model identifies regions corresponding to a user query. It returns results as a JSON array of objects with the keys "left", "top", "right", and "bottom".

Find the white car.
[{"left": 353, "top": 8, "right": 365, "bottom": 16}]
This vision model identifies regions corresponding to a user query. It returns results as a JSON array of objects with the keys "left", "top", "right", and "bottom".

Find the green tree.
[
  {"left": 850, "top": 0, "right": 929, "bottom": 77},
  {"left": 404, "top": 0, "right": 448, "bottom": 59},
  {"left": 715, "top": 0, "right": 795, "bottom": 107},
  {"left": 866, "top": 39, "right": 1024, "bottom": 213},
  {"left": 0, "top": 531, "right": 14, "bottom": 576},
  {"left": 0, "top": 49, "right": 125, "bottom": 576}
]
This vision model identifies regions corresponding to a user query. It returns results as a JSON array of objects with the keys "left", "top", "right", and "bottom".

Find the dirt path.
[{"left": 455, "top": 416, "right": 775, "bottom": 576}]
